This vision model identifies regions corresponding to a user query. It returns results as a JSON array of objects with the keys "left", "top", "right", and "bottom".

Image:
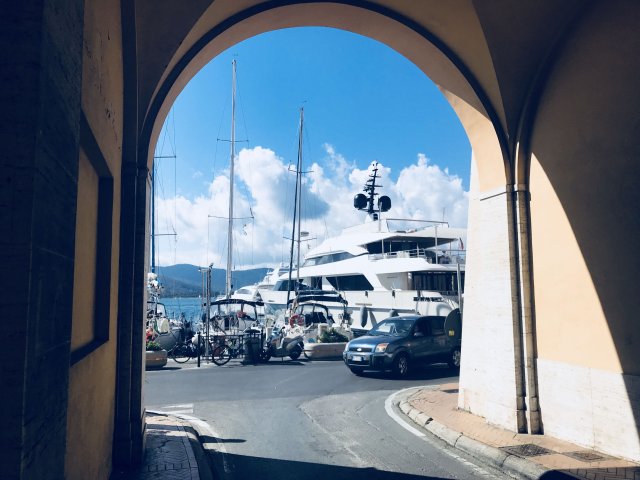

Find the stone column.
[{"left": 112, "top": 0, "right": 146, "bottom": 467}]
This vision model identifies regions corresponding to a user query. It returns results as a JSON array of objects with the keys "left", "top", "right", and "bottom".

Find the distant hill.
[{"left": 155, "top": 264, "right": 269, "bottom": 297}]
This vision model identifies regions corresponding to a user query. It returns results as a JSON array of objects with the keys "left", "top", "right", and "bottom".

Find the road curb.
[{"left": 398, "top": 400, "right": 550, "bottom": 480}]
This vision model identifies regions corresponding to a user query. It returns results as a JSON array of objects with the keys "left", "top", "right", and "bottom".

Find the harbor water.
[{"left": 160, "top": 297, "right": 203, "bottom": 323}]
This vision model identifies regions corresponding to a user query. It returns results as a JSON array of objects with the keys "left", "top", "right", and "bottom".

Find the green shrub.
[
  {"left": 319, "top": 328, "right": 348, "bottom": 343},
  {"left": 146, "top": 341, "right": 163, "bottom": 351}
]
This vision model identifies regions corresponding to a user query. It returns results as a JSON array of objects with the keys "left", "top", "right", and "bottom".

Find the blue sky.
[{"left": 153, "top": 27, "right": 471, "bottom": 269}]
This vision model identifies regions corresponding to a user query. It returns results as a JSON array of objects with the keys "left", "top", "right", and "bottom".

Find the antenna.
[{"left": 353, "top": 161, "right": 391, "bottom": 220}]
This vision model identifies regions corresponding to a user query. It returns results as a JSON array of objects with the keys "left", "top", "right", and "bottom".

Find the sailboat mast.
[
  {"left": 295, "top": 108, "right": 304, "bottom": 284},
  {"left": 226, "top": 59, "right": 236, "bottom": 299},
  {"left": 151, "top": 161, "right": 156, "bottom": 273},
  {"left": 286, "top": 107, "right": 304, "bottom": 308}
]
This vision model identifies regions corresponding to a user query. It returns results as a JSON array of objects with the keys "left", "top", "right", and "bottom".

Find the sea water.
[{"left": 159, "top": 297, "right": 203, "bottom": 322}]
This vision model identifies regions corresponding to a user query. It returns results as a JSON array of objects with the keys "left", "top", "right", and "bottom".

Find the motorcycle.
[{"left": 260, "top": 324, "right": 306, "bottom": 361}]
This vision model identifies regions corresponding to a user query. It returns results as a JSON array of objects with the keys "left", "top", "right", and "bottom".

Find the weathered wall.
[{"left": 0, "top": 1, "right": 84, "bottom": 479}]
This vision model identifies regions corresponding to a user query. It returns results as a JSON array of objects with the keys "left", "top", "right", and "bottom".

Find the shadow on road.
[
  {"left": 355, "top": 364, "right": 459, "bottom": 382},
  {"left": 197, "top": 434, "right": 246, "bottom": 444},
  {"left": 207, "top": 451, "right": 450, "bottom": 480}
]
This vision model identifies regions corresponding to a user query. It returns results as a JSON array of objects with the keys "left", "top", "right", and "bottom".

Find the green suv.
[{"left": 342, "top": 313, "right": 462, "bottom": 377}]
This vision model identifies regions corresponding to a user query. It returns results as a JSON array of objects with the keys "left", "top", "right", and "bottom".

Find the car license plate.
[{"left": 352, "top": 355, "right": 363, "bottom": 362}]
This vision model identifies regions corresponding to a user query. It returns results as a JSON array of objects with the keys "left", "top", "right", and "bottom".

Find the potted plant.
[
  {"left": 318, "top": 328, "right": 348, "bottom": 343},
  {"left": 304, "top": 328, "right": 350, "bottom": 360},
  {"left": 145, "top": 340, "right": 167, "bottom": 368}
]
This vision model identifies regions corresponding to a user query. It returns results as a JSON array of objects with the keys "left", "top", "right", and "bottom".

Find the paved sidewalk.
[
  {"left": 111, "top": 412, "right": 212, "bottom": 480},
  {"left": 398, "top": 382, "right": 640, "bottom": 480}
]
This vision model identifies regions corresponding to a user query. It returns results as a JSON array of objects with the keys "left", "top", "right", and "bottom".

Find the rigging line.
[
  {"left": 170, "top": 107, "right": 177, "bottom": 157},
  {"left": 232, "top": 68, "right": 259, "bottom": 233},
  {"left": 280, "top": 110, "right": 304, "bottom": 263},
  {"left": 208, "top": 214, "right": 253, "bottom": 220},
  {"left": 281, "top": 161, "right": 293, "bottom": 264},
  {"left": 207, "top": 78, "right": 229, "bottom": 267},
  {"left": 301, "top": 117, "right": 311, "bottom": 235},
  {"left": 234, "top": 70, "right": 251, "bottom": 149},
  {"left": 209, "top": 79, "right": 230, "bottom": 214},
  {"left": 157, "top": 121, "right": 167, "bottom": 157},
  {"left": 170, "top": 107, "right": 178, "bottom": 253},
  {"left": 206, "top": 218, "right": 211, "bottom": 267}
]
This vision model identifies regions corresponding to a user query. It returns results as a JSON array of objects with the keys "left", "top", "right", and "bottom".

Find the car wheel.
[
  {"left": 349, "top": 367, "right": 364, "bottom": 376},
  {"left": 448, "top": 347, "right": 461, "bottom": 369},
  {"left": 392, "top": 353, "right": 410, "bottom": 378}
]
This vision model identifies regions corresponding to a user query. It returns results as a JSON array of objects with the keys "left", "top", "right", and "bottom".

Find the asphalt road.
[{"left": 145, "top": 358, "right": 512, "bottom": 480}]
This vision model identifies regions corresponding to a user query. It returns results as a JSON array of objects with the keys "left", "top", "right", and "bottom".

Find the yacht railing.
[{"left": 368, "top": 247, "right": 466, "bottom": 264}]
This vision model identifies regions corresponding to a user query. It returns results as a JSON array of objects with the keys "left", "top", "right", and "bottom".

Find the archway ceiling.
[{"left": 134, "top": 0, "right": 584, "bottom": 161}]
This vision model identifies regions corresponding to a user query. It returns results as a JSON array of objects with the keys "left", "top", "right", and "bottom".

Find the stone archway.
[
  {"left": 131, "top": 0, "right": 640, "bottom": 462},
  {"left": 4, "top": 2, "right": 639, "bottom": 478},
  {"left": 135, "top": 0, "right": 522, "bottom": 445}
]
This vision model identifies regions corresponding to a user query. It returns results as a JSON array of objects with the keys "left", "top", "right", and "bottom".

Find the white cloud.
[{"left": 154, "top": 146, "right": 469, "bottom": 269}]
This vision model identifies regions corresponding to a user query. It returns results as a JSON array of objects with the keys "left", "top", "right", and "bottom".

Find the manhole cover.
[
  {"left": 500, "top": 444, "right": 555, "bottom": 457},
  {"left": 563, "top": 451, "right": 607, "bottom": 462},
  {"left": 441, "top": 389, "right": 459, "bottom": 394}
]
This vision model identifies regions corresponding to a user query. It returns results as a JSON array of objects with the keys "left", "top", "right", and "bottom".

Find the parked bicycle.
[
  {"left": 211, "top": 330, "right": 262, "bottom": 366},
  {"left": 210, "top": 335, "right": 243, "bottom": 366},
  {"left": 168, "top": 321, "right": 215, "bottom": 363},
  {"left": 169, "top": 336, "right": 204, "bottom": 363}
]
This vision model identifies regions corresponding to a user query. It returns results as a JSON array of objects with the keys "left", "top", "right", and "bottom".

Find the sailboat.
[
  {"left": 146, "top": 110, "right": 184, "bottom": 351},
  {"left": 285, "top": 107, "right": 306, "bottom": 309},
  {"left": 203, "top": 60, "right": 264, "bottom": 333},
  {"left": 258, "top": 108, "right": 316, "bottom": 318}
]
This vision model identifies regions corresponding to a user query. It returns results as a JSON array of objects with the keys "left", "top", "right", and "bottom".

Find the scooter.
[{"left": 260, "top": 324, "right": 306, "bottom": 361}]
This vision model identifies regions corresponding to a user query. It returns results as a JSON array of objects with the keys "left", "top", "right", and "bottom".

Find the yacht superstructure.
[{"left": 257, "top": 162, "right": 465, "bottom": 333}]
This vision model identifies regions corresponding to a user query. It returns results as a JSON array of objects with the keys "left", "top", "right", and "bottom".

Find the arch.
[
  {"left": 133, "top": 1, "right": 525, "bottom": 438},
  {"left": 128, "top": 0, "right": 640, "bottom": 463},
  {"left": 137, "top": 1, "right": 509, "bottom": 192},
  {"left": 133, "top": 0, "right": 521, "bottom": 439},
  {"left": 8, "top": 2, "right": 640, "bottom": 477}
]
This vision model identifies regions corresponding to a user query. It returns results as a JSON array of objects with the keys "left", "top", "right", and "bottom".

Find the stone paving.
[
  {"left": 401, "top": 382, "right": 640, "bottom": 480},
  {"left": 111, "top": 413, "right": 201, "bottom": 480}
]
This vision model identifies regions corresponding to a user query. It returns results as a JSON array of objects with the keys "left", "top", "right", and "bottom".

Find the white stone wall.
[
  {"left": 537, "top": 358, "right": 640, "bottom": 462},
  {"left": 458, "top": 162, "right": 521, "bottom": 431}
]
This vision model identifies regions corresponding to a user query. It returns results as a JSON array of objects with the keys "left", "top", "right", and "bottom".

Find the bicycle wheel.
[
  {"left": 211, "top": 345, "right": 231, "bottom": 366},
  {"left": 171, "top": 342, "right": 194, "bottom": 364}
]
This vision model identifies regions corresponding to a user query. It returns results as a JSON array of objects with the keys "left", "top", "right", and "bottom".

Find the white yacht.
[
  {"left": 258, "top": 163, "right": 465, "bottom": 334},
  {"left": 230, "top": 263, "right": 293, "bottom": 312}
]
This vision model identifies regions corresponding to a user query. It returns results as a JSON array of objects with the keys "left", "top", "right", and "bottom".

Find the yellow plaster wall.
[
  {"left": 442, "top": 90, "right": 506, "bottom": 192},
  {"left": 66, "top": 349, "right": 117, "bottom": 480},
  {"left": 71, "top": 150, "right": 98, "bottom": 349},
  {"left": 527, "top": 2, "right": 640, "bottom": 376},
  {"left": 529, "top": 155, "right": 620, "bottom": 373},
  {"left": 65, "top": 0, "right": 123, "bottom": 478}
]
